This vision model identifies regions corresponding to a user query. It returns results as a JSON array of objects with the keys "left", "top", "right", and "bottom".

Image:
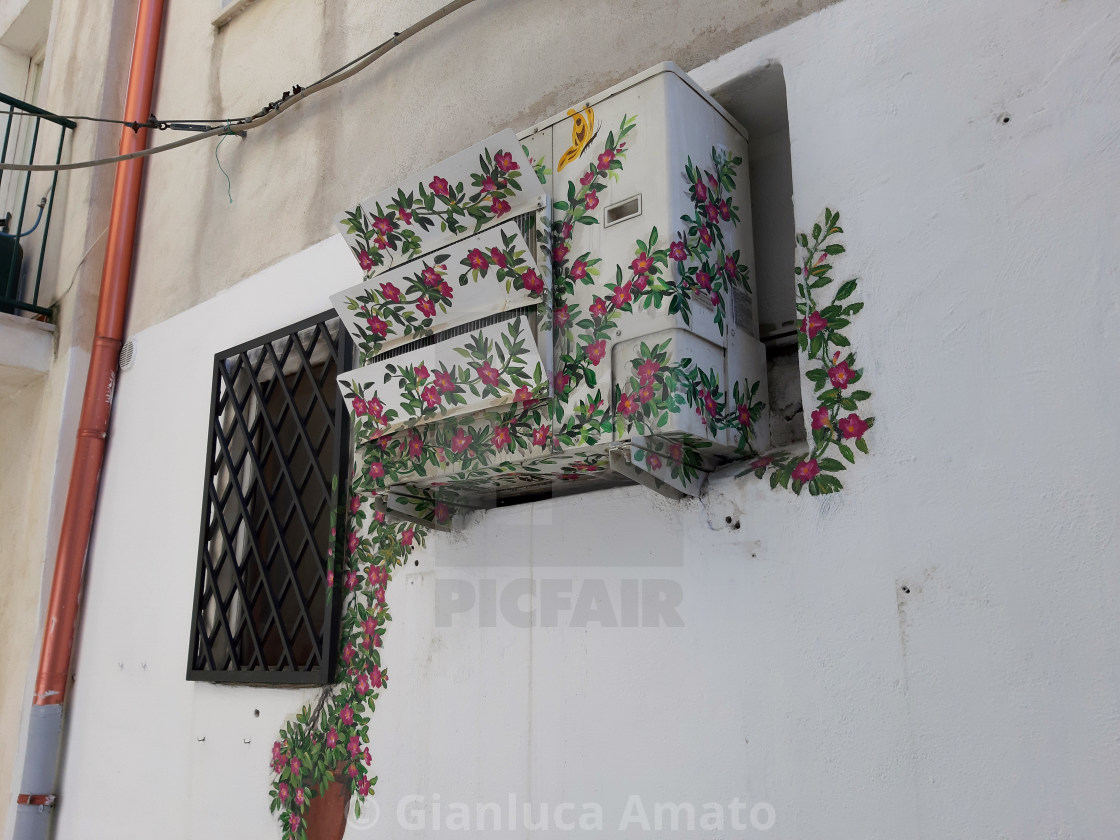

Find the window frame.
[{"left": 186, "top": 309, "right": 353, "bottom": 686}]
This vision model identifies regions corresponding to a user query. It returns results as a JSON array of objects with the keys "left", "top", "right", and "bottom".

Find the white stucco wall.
[{"left": 47, "top": 0, "right": 1120, "bottom": 837}]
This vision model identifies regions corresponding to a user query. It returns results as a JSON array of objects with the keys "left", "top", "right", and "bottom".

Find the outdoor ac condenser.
[{"left": 331, "top": 63, "right": 768, "bottom": 530}]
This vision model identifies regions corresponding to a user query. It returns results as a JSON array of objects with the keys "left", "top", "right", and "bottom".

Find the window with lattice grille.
[{"left": 187, "top": 311, "right": 352, "bottom": 685}]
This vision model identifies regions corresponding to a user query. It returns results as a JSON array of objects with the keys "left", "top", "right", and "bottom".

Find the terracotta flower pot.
[{"left": 303, "top": 774, "right": 352, "bottom": 840}]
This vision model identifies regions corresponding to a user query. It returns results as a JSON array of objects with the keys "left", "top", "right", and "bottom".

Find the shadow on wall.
[{"left": 709, "top": 62, "right": 803, "bottom": 448}]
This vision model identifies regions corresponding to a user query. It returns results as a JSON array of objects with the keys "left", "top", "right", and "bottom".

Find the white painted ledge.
[{"left": 0, "top": 310, "right": 54, "bottom": 387}]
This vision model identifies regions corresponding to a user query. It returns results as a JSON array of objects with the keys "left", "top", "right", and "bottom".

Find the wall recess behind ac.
[{"left": 710, "top": 61, "right": 804, "bottom": 447}]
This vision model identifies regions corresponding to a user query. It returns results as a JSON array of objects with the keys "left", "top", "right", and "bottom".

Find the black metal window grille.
[{"left": 187, "top": 311, "right": 352, "bottom": 685}]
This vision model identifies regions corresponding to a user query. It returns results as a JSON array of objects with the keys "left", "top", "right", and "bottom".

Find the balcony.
[{"left": 0, "top": 91, "right": 71, "bottom": 384}]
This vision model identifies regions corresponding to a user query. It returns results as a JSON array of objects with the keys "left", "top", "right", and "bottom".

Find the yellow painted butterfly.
[{"left": 557, "top": 106, "right": 599, "bottom": 172}]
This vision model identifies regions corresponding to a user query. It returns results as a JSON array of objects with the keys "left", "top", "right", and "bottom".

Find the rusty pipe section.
[{"left": 15, "top": 0, "right": 165, "bottom": 835}]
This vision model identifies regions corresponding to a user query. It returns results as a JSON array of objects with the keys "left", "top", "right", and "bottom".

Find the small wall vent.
[{"left": 119, "top": 339, "right": 135, "bottom": 371}]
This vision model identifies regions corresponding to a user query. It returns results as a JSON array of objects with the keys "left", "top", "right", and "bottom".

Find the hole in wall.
[{"left": 710, "top": 62, "right": 804, "bottom": 449}]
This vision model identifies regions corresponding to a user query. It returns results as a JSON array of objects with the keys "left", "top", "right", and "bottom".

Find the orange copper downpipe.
[{"left": 34, "top": 0, "right": 165, "bottom": 705}]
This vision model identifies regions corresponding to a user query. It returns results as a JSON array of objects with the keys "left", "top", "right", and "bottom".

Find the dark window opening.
[{"left": 187, "top": 311, "right": 352, "bottom": 685}]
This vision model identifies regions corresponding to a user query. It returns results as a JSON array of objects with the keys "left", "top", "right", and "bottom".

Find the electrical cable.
[{"left": 0, "top": 0, "right": 477, "bottom": 172}]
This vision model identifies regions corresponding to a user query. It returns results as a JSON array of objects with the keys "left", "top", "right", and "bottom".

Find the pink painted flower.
[
  {"left": 415, "top": 363, "right": 429, "bottom": 381},
  {"left": 348, "top": 735, "right": 362, "bottom": 757},
  {"left": 356, "top": 673, "right": 370, "bottom": 696},
  {"left": 366, "top": 315, "right": 389, "bottom": 338},
  {"left": 421, "top": 385, "right": 442, "bottom": 408},
  {"left": 554, "top": 370, "right": 571, "bottom": 391},
  {"left": 340, "top": 705, "right": 354, "bottom": 726},
  {"left": 361, "top": 616, "right": 378, "bottom": 636},
  {"left": 749, "top": 456, "right": 774, "bottom": 470},
  {"left": 554, "top": 304, "right": 571, "bottom": 328},
  {"left": 489, "top": 247, "right": 508, "bottom": 268},
  {"left": 371, "top": 665, "right": 383, "bottom": 689},
  {"left": 347, "top": 764, "right": 359, "bottom": 779},
  {"left": 637, "top": 359, "right": 660, "bottom": 384},
  {"left": 374, "top": 510, "right": 386, "bottom": 524},
  {"left": 476, "top": 362, "right": 500, "bottom": 387},
  {"left": 368, "top": 461, "right": 385, "bottom": 479},
  {"left": 371, "top": 215, "right": 394, "bottom": 235},
  {"left": 617, "top": 392, "right": 640, "bottom": 416},
  {"left": 646, "top": 454, "right": 663, "bottom": 471},
  {"left": 532, "top": 425, "right": 551, "bottom": 447},
  {"left": 348, "top": 531, "right": 360, "bottom": 553},
  {"left": 561, "top": 222, "right": 573, "bottom": 240},
  {"left": 408, "top": 433, "right": 424, "bottom": 459},
  {"left": 584, "top": 190, "right": 599, "bottom": 210},
  {"left": 290, "top": 757, "right": 301, "bottom": 778},
  {"left": 490, "top": 196, "right": 511, "bottom": 216},
  {"left": 366, "top": 396, "right": 384, "bottom": 421},
  {"left": 633, "top": 274, "right": 648, "bottom": 292},
  {"left": 438, "top": 280, "right": 455, "bottom": 300},
  {"left": 492, "top": 425, "right": 512, "bottom": 450},
  {"left": 326, "top": 569, "right": 334, "bottom": 588},
  {"left": 585, "top": 339, "right": 607, "bottom": 365},
  {"left": 467, "top": 248, "right": 489, "bottom": 271},
  {"left": 479, "top": 176, "right": 497, "bottom": 194},
  {"left": 589, "top": 297, "right": 607, "bottom": 318},
  {"left": 597, "top": 149, "right": 615, "bottom": 170},
  {"left": 724, "top": 255, "right": 738, "bottom": 278},
  {"left": 450, "top": 428, "right": 473, "bottom": 454},
  {"left": 433, "top": 369, "right": 456, "bottom": 393},
  {"left": 358, "top": 250, "right": 375, "bottom": 272},
  {"left": 719, "top": 200, "right": 731, "bottom": 222},
  {"left": 638, "top": 384, "right": 654, "bottom": 404},
  {"left": 737, "top": 403, "right": 753, "bottom": 427},
  {"left": 289, "top": 813, "right": 301, "bottom": 833},
  {"left": 580, "top": 170, "right": 596, "bottom": 186},
  {"left": 570, "top": 260, "right": 588, "bottom": 280},
  {"left": 630, "top": 253, "right": 653, "bottom": 276},
  {"left": 799, "top": 311, "right": 828, "bottom": 339},
  {"left": 294, "top": 787, "right": 305, "bottom": 807},
  {"left": 401, "top": 528, "right": 414, "bottom": 547},
  {"left": 494, "top": 150, "right": 518, "bottom": 172},
  {"left": 668, "top": 241, "right": 688, "bottom": 262},
  {"left": 416, "top": 297, "right": 437, "bottom": 318},
  {"left": 698, "top": 225, "right": 713, "bottom": 246},
  {"left": 553, "top": 244, "right": 569, "bottom": 263},
  {"left": 695, "top": 270, "right": 712, "bottom": 291},
  {"left": 357, "top": 777, "right": 372, "bottom": 796},
  {"left": 344, "top": 570, "right": 358, "bottom": 590},
  {"left": 378, "top": 282, "right": 401, "bottom": 303},
  {"left": 514, "top": 386, "right": 533, "bottom": 402},
  {"left": 349, "top": 493, "right": 362, "bottom": 514},
  {"left": 521, "top": 269, "right": 544, "bottom": 294},
  {"left": 792, "top": 459, "right": 821, "bottom": 483},
  {"left": 421, "top": 265, "right": 442, "bottom": 286},
  {"left": 838, "top": 413, "right": 870, "bottom": 440},
  {"left": 342, "top": 642, "right": 355, "bottom": 664},
  {"left": 326, "top": 728, "right": 339, "bottom": 749},
  {"left": 433, "top": 502, "right": 451, "bottom": 524},
  {"left": 669, "top": 443, "right": 683, "bottom": 463},
  {"left": 828, "top": 361, "right": 855, "bottom": 390},
  {"left": 811, "top": 405, "right": 831, "bottom": 430},
  {"left": 429, "top": 176, "right": 449, "bottom": 196},
  {"left": 352, "top": 397, "right": 368, "bottom": 417},
  {"left": 694, "top": 180, "right": 707, "bottom": 203},
  {"left": 278, "top": 782, "right": 290, "bottom": 802},
  {"left": 611, "top": 282, "right": 633, "bottom": 308},
  {"left": 705, "top": 203, "right": 720, "bottom": 223},
  {"left": 397, "top": 207, "right": 413, "bottom": 225}
]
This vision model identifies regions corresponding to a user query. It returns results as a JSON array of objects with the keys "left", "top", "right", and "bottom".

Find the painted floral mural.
[{"left": 271, "top": 97, "right": 875, "bottom": 836}]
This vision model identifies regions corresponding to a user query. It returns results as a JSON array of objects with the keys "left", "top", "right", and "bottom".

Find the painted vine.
[{"left": 738, "top": 207, "right": 873, "bottom": 494}]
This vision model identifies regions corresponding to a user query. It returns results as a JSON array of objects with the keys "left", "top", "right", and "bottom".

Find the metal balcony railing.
[{"left": 0, "top": 92, "right": 73, "bottom": 321}]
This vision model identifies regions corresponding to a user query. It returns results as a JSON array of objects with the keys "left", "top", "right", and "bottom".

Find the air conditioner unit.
[{"left": 331, "top": 63, "right": 768, "bottom": 530}]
